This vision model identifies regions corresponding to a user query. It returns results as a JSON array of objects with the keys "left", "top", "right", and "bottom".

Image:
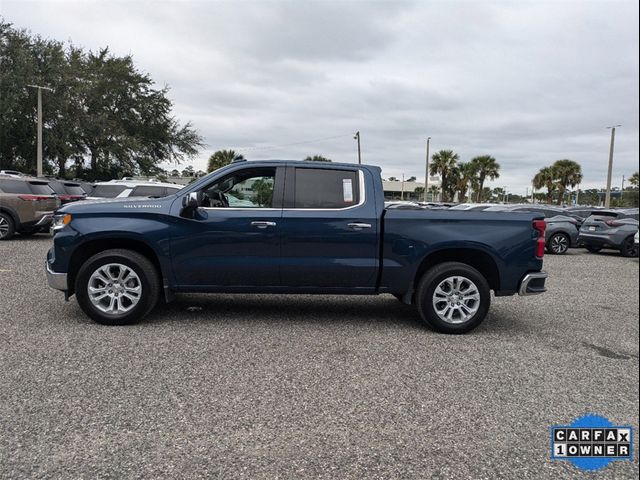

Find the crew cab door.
[
  {"left": 170, "top": 165, "right": 284, "bottom": 287},
  {"left": 279, "top": 165, "right": 379, "bottom": 289}
]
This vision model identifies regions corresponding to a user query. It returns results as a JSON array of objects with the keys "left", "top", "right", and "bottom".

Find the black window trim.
[{"left": 283, "top": 166, "right": 365, "bottom": 210}]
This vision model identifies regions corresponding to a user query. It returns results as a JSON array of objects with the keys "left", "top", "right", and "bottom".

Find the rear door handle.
[
  {"left": 347, "top": 222, "right": 372, "bottom": 230},
  {"left": 251, "top": 221, "right": 277, "bottom": 229}
]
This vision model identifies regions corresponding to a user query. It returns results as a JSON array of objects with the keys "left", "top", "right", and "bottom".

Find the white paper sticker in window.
[{"left": 343, "top": 179, "right": 354, "bottom": 203}]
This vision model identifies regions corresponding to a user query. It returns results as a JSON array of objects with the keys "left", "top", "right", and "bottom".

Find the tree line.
[{"left": 0, "top": 21, "right": 203, "bottom": 180}]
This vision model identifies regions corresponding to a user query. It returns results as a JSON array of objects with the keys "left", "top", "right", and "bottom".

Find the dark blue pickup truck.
[{"left": 46, "top": 160, "right": 548, "bottom": 333}]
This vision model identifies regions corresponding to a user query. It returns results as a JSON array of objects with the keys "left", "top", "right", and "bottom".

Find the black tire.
[
  {"left": 546, "top": 232, "right": 570, "bottom": 255},
  {"left": 415, "top": 262, "right": 491, "bottom": 334},
  {"left": 75, "top": 249, "right": 160, "bottom": 325},
  {"left": 0, "top": 212, "right": 15, "bottom": 240},
  {"left": 620, "top": 236, "right": 639, "bottom": 258},
  {"left": 585, "top": 245, "right": 602, "bottom": 253}
]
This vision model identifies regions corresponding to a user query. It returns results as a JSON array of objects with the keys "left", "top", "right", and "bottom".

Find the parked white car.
[{"left": 87, "top": 180, "right": 182, "bottom": 200}]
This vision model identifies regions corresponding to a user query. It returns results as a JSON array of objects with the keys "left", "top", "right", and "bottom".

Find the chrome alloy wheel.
[
  {"left": 88, "top": 263, "right": 142, "bottom": 315},
  {"left": 432, "top": 275, "right": 481, "bottom": 324},
  {"left": 550, "top": 234, "right": 569, "bottom": 254},
  {"left": 0, "top": 216, "right": 9, "bottom": 238}
]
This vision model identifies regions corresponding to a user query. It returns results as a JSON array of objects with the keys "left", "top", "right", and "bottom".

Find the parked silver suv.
[{"left": 578, "top": 209, "right": 639, "bottom": 257}]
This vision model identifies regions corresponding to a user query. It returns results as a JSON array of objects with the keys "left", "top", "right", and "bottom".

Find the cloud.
[{"left": 1, "top": 0, "right": 638, "bottom": 193}]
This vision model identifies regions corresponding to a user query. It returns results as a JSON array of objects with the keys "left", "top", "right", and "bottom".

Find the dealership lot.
[{"left": 0, "top": 237, "right": 638, "bottom": 479}]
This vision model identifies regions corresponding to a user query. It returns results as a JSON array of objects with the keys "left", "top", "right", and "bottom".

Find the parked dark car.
[
  {"left": 0, "top": 175, "right": 60, "bottom": 239},
  {"left": 46, "top": 179, "right": 88, "bottom": 204},
  {"left": 484, "top": 205, "right": 579, "bottom": 254},
  {"left": 578, "top": 209, "right": 639, "bottom": 257},
  {"left": 47, "top": 160, "right": 549, "bottom": 334}
]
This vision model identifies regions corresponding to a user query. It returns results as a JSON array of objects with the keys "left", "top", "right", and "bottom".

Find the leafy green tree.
[
  {"left": 182, "top": 165, "right": 195, "bottom": 177},
  {"left": 470, "top": 155, "right": 500, "bottom": 202},
  {"left": 629, "top": 171, "right": 639, "bottom": 187},
  {"left": 251, "top": 178, "right": 274, "bottom": 207},
  {"left": 207, "top": 150, "right": 243, "bottom": 172},
  {"left": 551, "top": 159, "right": 582, "bottom": 205},
  {"left": 170, "top": 169, "right": 180, "bottom": 177},
  {"left": 304, "top": 155, "right": 331, "bottom": 162},
  {"left": 428, "top": 185, "right": 440, "bottom": 201},
  {"left": 387, "top": 176, "right": 398, "bottom": 181},
  {"left": 0, "top": 21, "right": 203, "bottom": 179},
  {"left": 533, "top": 166, "right": 556, "bottom": 204},
  {"left": 407, "top": 176, "right": 417, "bottom": 182},
  {"left": 429, "top": 150, "right": 459, "bottom": 202}
]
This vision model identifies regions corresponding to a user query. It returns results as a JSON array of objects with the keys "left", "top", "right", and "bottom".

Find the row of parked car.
[
  {"left": 0, "top": 172, "right": 182, "bottom": 240},
  {"left": 387, "top": 201, "right": 640, "bottom": 258}
]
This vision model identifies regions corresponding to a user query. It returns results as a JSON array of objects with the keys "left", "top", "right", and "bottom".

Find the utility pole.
[
  {"left": 401, "top": 174, "right": 405, "bottom": 200},
  {"left": 424, "top": 137, "right": 431, "bottom": 202},
  {"left": 354, "top": 131, "right": 361, "bottom": 164},
  {"left": 604, "top": 125, "right": 621, "bottom": 208},
  {"left": 27, "top": 85, "right": 54, "bottom": 177}
]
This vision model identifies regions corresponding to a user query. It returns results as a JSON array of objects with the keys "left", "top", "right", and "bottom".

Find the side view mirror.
[{"left": 181, "top": 191, "right": 203, "bottom": 217}]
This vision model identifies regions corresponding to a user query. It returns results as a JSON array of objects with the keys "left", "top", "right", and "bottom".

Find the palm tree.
[
  {"left": 207, "top": 150, "right": 244, "bottom": 173},
  {"left": 533, "top": 166, "right": 556, "bottom": 204},
  {"left": 551, "top": 159, "right": 582, "bottom": 205},
  {"left": 470, "top": 155, "right": 500, "bottom": 202},
  {"left": 629, "top": 171, "right": 639, "bottom": 187},
  {"left": 452, "top": 162, "right": 476, "bottom": 203},
  {"left": 430, "top": 150, "right": 459, "bottom": 202},
  {"left": 428, "top": 185, "right": 440, "bottom": 202}
]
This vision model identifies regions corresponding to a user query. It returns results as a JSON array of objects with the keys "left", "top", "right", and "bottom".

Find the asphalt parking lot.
[{"left": 0, "top": 236, "right": 638, "bottom": 479}]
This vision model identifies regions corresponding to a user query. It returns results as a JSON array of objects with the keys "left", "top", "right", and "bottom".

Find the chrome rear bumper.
[{"left": 518, "top": 271, "right": 548, "bottom": 296}]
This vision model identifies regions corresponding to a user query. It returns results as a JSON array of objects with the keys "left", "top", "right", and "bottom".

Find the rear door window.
[
  {"left": 130, "top": 186, "right": 168, "bottom": 197},
  {"left": 293, "top": 168, "right": 359, "bottom": 209},
  {"left": 91, "top": 185, "right": 129, "bottom": 198},
  {"left": 0, "top": 179, "right": 31, "bottom": 194},
  {"left": 47, "top": 181, "right": 66, "bottom": 194}
]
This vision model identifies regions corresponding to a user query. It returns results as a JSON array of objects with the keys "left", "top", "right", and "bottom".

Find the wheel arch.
[
  {"left": 68, "top": 238, "right": 164, "bottom": 297},
  {"left": 413, "top": 248, "right": 501, "bottom": 293}
]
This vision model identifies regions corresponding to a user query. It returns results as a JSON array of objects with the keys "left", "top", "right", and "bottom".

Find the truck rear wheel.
[
  {"left": 415, "top": 262, "right": 490, "bottom": 334},
  {"left": 75, "top": 249, "right": 160, "bottom": 325}
]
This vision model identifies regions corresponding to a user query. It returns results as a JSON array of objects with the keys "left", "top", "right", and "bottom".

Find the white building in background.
[{"left": 383, "top": 175, "right": 442, "bottom": 201}]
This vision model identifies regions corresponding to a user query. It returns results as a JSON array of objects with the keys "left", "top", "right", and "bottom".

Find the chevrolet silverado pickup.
[{"left": 46, "top": 160, "right": 548, "bottom": 333}]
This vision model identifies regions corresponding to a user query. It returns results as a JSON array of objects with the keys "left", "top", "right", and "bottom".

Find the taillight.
[
  {"left": 605, "top": 219, "right": 622, "bottom": 227},
  {"left": 18, "top": 195, "right": 53, "bottom": 201},
  {"left": 533, "top": 219, "right": 546, "bottom": 258}
]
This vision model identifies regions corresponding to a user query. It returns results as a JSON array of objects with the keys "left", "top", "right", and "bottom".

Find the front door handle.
[
  {"left": 251, "top": 221, "right": 277, "bottom": 229},
  {"left": 347, "top": 222, "right": 372, "bottom": 230}
]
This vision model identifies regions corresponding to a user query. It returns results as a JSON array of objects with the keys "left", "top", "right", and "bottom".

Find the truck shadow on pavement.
[{"left": 143, "top": 293, "right": 427, "bottom": 330}]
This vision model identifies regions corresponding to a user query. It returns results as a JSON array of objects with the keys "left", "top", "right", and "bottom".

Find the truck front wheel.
[
  {"left": 415, "top": 262, "right": 490, "bottom": 334},
  {"left": 75, "top": 249, "right": 160, "bottom": 325}
]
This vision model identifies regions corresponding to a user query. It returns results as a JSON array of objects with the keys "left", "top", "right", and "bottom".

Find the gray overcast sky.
[{"left": 1, "top": 0, "right": 638, "bottom": 193}]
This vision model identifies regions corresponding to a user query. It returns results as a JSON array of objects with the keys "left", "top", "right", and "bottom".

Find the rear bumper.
[
  {"left": 577, "top": 232, "right": 622, "bottom": 249},
  {"left": 518, "top": 271, "right": 548, "bottom": 296},
  {"left": 46, "top": 260, "right": 68, "bottom": 291}
]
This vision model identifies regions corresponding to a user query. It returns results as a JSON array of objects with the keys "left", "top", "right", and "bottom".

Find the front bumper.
[
  {"left": 518, "top": 271, "right": 548, "bottom": 296},
  {"left": 46, "top": 260, "right": 68, "bottom": 291}
]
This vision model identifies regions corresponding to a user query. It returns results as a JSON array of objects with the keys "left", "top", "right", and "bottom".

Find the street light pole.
[
  {"left": 424, "top": 137, "right": 431, "bottom": 202},
  {"left": 354, "top": 131, "right": 361, "bottom": 164},
  {"left": 27, "top": 84, "right": 54, "bottom": 177},
  {"left": 604, "top": 125, "right": 621, "bottom": 208}
]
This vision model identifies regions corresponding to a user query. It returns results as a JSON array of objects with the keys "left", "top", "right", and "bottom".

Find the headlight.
[{"left": 51, "top": 213, "right": 72, "bottom": 232}]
